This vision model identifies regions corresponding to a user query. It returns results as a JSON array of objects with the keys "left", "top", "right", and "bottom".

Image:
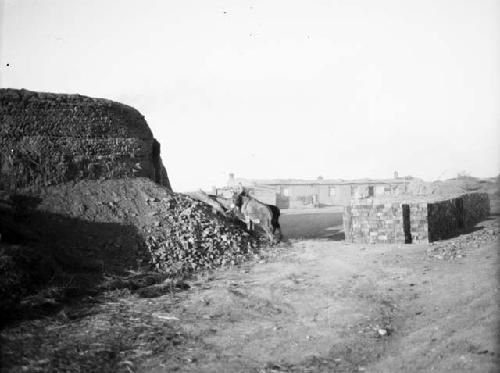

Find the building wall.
[
  {"left": 248, "top": 187, "right": 277, "bottom": 205},
  {"left": 226, "top": 176, "right": 408, "bottom": 209},
  {"left": 281, "top": 185, "right": 316, "bottom": 209},
  {"left": 215, "top": 186, "right": 277, "bottom": 205}
]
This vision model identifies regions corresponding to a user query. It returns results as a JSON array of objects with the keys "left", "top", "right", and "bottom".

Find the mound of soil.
[{"left": 0, "top": 178, "right": 264, "bottom": 319}]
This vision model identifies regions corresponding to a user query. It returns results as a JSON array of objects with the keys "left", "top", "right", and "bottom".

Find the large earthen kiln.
[
  {"left": 343, "top": 192, "right": 490, "bottom": 244},
  {"left": 0, "top": 88, "right": 171, "bottom": 192}
]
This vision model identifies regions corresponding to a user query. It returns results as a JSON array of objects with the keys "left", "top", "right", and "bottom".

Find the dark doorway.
[
  {"left": 368, "top": 186, "right": 374, "bottom": 197},
  {"left": 402, "top": 204, "right": 412, "bottom": 244}
]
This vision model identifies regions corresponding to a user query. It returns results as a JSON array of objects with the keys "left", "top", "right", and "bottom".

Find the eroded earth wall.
[{"left": 0, "top": 89, "right": 171, "bottom": 192}]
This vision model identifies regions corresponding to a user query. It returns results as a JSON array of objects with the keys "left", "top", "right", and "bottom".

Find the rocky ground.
[{"left": 1, "top": 213, "right": 498, "bottom": 372}]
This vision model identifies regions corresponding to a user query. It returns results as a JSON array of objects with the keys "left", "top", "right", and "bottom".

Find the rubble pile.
[
  {"left": 427, "top": 222, "right": 498, "bottom": 260},
  {"left": 144, "top": 193, "right": 262, "bottom": 275},
  {"left": 4, "top": 178, "right": 264, "bottom": 278}
]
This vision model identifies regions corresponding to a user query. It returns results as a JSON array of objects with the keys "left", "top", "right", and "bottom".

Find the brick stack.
[
  {"left": 144, "top": 193, "right": 263, "bottom": 275},
  {"left": 427, "top": 198, "right": 462, "bottom": 242},
  {"left": 0, "top": 89, "right": 171, "bottom": 193},
  {"left": 344, "top": 192, "right": 491, "bottom": 245},
  {"left": 407, "top": 203, "right": 428, "bottom": 243},
  {"left": 345, "top": 200, "right": 405, "bottom": 244},
  {"left": 462, "top": 193, "right": 490, "bottom": 229}
]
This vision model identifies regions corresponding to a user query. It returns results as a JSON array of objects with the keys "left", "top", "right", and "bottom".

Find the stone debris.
[
  {"left": 427, "top": 222, "right": 498, "bottom": 260},
  {"left": 377, "top": 328, "right": 388, "bottom": 336},
  {"left": 0, "top": 178, "right": 270, "bottom": 318},
  {"left": 144, "top": 191, "right": 264, "bottom": 275}
]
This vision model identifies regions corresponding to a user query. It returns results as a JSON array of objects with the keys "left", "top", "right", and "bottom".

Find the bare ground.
[{"left": 1, "top": 216, "right": 499, "bottom": 373}]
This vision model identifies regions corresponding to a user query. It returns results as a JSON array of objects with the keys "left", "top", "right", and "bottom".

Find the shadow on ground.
[{"left": 0, "top": 196, "right": 147, "bottom": 326}]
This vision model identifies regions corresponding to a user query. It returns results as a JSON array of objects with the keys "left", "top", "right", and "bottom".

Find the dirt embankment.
[
  {"left": 0, "top": 89, "right": 273, "bottom": 323},
  {"left": 0, "top": 178, "right": 267, "bottom": 322}
]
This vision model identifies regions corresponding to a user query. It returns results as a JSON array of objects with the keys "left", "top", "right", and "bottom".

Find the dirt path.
[{"left": 2, "top": 222, "right": 499, "bottom": 372}]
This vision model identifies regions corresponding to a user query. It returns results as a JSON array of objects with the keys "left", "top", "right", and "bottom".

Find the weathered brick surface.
[
  {"left": 344, "top": 192, "right": 490, "bottom": 244},
  {"left": 407, "top": 203, "right": 428, "bottom": 243},
  {"left": 462, "top": 193, "right": 490, "bottom": 229},
  {"left": 0, "top": 89, "right": 171, "bottom": 192},
  {"left": 345, "top": 200, "right": 405, "bottom": 244},
  {"left": 427, "top": 193, "right": 490, "bottom": 242},
  {"left": 427, "top": 198, "right": 463, "bottom": 242}
]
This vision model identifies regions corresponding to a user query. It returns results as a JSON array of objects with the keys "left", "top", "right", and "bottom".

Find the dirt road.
[{"left": 1, "top": 217, "right": 498, "bottom": 372}]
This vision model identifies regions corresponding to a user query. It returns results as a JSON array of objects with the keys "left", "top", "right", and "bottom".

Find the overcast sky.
[{"left": 1, "top": 0, "right": 499, "bottom": 191}]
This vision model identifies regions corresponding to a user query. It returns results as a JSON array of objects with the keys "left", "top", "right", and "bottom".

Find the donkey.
[{"left": 231, "top": 190, "right": 281, "bottom": 243}]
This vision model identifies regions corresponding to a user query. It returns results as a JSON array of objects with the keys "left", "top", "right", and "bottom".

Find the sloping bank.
[{"left": 0, "top": 90, "right": 264, "bottom": 320}]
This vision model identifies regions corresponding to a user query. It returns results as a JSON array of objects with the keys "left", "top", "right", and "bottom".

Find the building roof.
[{"left": 231, "top": 177, "right": 409, "bottom": 186}]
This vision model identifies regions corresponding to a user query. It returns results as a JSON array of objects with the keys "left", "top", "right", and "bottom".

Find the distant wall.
[
  {"left": 0, "top": 89, "right": 171, "bottom": 192},
  {"left": 248, "top": 188, "right": 277, "bottom": 206}
]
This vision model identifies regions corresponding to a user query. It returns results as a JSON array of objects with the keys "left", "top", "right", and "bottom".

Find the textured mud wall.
[{"left": 0, "top": 89, "right": 171, "bottom": 192}]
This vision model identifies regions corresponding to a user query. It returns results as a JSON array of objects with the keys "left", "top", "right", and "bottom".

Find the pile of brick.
[
  {"left": 427, "top": 222, "right": 498, "bottom": 260},
  {"left": 145, "top": 193, "right": 262, "bottom": 275},
  {"left": 2, "top": 178, "right": 264, "bottom": 277}
]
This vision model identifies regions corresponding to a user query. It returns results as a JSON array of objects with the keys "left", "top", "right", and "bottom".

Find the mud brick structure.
[
  {"left": 0, "top": 89, "right": 171, "bottom": 192},
  {"left": 344, "top": 192, "right": 490, "bottom": 244}
]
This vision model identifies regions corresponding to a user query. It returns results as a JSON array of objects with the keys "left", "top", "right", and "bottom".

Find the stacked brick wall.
[
  {"left": 345, "top": 192, "right": 491, "bottom": 245},
  {"left": 427, "top": 193, "right": 490, "bottom": 242},
  {"left": 344, "top": 201, "right": 405, "bottom": 244},
  {"left": 462, "top": 193, "right": 490, "bottom": 229},
  {"left": 407, "top": 203, "right": 428, "bottom": 243},
  {"left": 0, "top": 89, "right": 171, "bottom": 192},
  {"left": 427, "top": 198, "right": 463, "bottom": 242}
]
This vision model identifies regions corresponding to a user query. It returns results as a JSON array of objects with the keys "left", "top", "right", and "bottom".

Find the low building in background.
[{"left": 221, "top": 173, "right": 409, "bottom": 209}]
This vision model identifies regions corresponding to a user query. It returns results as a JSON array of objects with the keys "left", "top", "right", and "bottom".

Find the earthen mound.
[
  {"left": 0, "top": 88, "right": 171, "bottom": 192},
  {"left": 0, "top": 178, "right": 263, "bottom": 318}
]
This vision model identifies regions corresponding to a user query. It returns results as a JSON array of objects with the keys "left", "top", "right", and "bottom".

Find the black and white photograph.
[{"left": 0, "top": 0, "right": 499, "bottom": 372}]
